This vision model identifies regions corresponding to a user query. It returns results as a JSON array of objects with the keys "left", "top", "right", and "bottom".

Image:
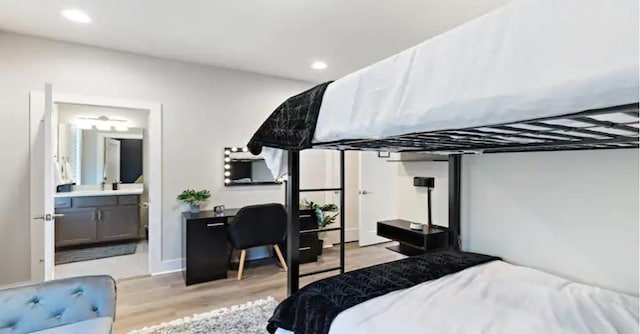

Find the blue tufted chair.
[{"left": 0, "top": 275, "right": 116, "bottom": 334}]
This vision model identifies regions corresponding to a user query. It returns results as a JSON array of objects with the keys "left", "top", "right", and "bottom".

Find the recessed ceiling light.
[
  {"left": 61, "top": 9, "right": 92, "bottom": 24},
  {"left": 311, "top": 61, "right": 328, "bottom": 70}
]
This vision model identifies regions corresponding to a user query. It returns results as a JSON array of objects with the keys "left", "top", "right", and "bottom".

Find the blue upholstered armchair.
[{"left": 0, "top": 275, "right": 116, "bottom": 334}]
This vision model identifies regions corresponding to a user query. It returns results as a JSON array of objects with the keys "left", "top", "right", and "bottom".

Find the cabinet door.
[
  {"left": 186, "top": 219, "right": 229, "bottom": 284},
  {"left": 55, "top": 208, "right": 98, "bottom": 247},
  {"left": 98, "top": 205, "right": 140, "bottom": 241}
]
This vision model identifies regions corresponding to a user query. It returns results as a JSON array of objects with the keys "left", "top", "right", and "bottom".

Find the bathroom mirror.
[
  {"left": 57, "top": 104, "right": 146, "bottom": 186},
  {"left": 224, "top": 147, "right": 282, "bottom": 186}
]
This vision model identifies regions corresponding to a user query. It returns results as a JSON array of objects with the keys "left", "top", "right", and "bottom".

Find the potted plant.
[
  {"left": 177, "top": 189, "right": 211, "bottom": 213},
  {"left": 304, "top": 199, "right": 338, "bottom": 255}
]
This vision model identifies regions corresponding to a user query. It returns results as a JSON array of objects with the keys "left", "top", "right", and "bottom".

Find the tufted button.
[
  {"left": 92, "top": 306, "right": 99, "bottom": 312},
  {"left": 32, "top": 297, "right": 39, "bottom": 304}
]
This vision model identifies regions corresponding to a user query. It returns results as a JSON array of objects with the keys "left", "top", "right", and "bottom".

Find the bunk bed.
[{"left": 247, "top": 0, "right": 639, "bottom": 333}]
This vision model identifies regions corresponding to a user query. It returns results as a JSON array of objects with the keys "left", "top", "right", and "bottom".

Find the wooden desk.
[{"left": 377, "top": 219, "right": 449, "bottom": 256}]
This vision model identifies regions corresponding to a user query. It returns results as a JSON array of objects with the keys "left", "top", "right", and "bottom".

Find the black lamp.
[{"left": 413, "top": 177, "right": 435, "bottom": 230}]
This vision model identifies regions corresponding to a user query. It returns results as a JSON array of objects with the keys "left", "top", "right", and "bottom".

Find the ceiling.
[{"left": 0, "top": 0, "right": 510, "bottom": 82}]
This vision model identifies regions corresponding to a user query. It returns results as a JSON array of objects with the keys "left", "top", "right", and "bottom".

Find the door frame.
[{"left": 29, "top": 92, "right": 163, "bottom": 280}]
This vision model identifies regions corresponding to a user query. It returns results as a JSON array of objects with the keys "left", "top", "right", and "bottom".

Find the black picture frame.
[{"left": 213, "top": 205, "right": 225, "bottom": 213}]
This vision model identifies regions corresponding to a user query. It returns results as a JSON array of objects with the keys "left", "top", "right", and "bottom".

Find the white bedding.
[
  {"left": 263, "top": 0, "right": 638, "bottom": 178},
  {"left": 276, "top": 261, "right": 639, "bottom": 334},
  {"left": 312, "top": 0, "right": 638, "bottom": 143}
]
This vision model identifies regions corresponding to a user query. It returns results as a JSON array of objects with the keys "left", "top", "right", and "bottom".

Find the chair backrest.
[
  {"left": 0, "top": 275, "right": 116, "bottom": 334},
  {"left": 228, "top": 203, "right": 287, "bottom": 249}
]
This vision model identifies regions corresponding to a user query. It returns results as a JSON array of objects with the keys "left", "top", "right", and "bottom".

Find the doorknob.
[
  {"left": 359, "top": 190, "right": 371, "bottom": 195},
  {"left": 34, "top": 213, "right": 65, "bottom": 221}
]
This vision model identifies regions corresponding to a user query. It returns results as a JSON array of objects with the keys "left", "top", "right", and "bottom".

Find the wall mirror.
[
  {"left": 57, "top": 103, "right": 146, "bottom": 186},
  {"left": 224, "top": 147, "right": 282, "bottom": 186}
]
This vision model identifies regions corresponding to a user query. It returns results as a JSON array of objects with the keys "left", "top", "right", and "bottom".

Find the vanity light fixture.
[
  {"left": 75, "top": 119, "right": 93, "bottom": 130},
  {"left": 224, "top": 157, "right": 230, "bottom": 162},
  {"left": 224, "top": 164, "right": 230, "bottom": 169},
  {"left": 242, "top": 147, "right": 249, "bottom": 152},
  {"left": 231, "top": 147, "right": 238, "bottom": 152},
  {"left": 61, "top": 9, "right": 92, "bottom": 24},
  {"left": 224, "top": 171, "right": 231, "bottom": 177},
  {"left": 224, "top": 178, "right": 231, "bottom": 184},
  {"left": 95, "top": 123, "right": 112, "bottom": 131},
  {"left": 224, "top": 150, "right": 231, "bottom": 155},
  {"left": 74, "top": 116, "right": 129, "bottom": 132},
  {"left": 114, "top": 124, "right": 129, "bottom": 132}
]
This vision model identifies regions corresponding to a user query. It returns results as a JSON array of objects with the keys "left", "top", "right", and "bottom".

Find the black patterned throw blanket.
[
  {"left": 267, "top": 250, "right": 500, "bottom": 334},
  {"left": 247, "top": 81, "right": 332, "bottom": 155}
]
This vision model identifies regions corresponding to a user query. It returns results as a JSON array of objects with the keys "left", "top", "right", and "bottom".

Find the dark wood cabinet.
[
  {"left": 182, "top": 212, "right": 230, "bottom": 285},
  {"left": 54, "top": 195, "right": 141, "bottom": 248},
  {"left": 99, "top": 205, "right": 140, "bottom": 241},
  {"left": 54, "top": 208, "right": 98, "bottom": 247}
]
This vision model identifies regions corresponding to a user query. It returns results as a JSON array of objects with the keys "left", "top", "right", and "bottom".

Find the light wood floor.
[{"left": 114, "top": 242, "right": 404, "bottom": 333}]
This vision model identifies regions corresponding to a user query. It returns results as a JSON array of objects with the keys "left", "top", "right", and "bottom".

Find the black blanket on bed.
[
  {"left": 266, "top": 250, "right": 500, "bottom": 334},
  {"left": 247, "top": 82, "right": 331, "bottom": 155}
]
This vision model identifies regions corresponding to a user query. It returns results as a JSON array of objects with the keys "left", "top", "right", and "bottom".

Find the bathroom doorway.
[
  {"left": 29, "top": 87, "right": 163, "bottom": 281},
  {"left": 53, "top": 103, "right": 149, "bottom": 279}
]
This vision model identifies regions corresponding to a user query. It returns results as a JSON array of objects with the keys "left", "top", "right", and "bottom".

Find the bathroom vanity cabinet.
[{"left": 54, "top": 195, "right": 140, "bottom": 248}]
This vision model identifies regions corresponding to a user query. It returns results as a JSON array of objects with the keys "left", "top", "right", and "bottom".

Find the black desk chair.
[{"left": 227, "top": 203, "right": 288, "bottom": 280}]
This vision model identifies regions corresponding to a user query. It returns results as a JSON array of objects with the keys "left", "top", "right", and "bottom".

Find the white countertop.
[{"left": 54, "top": 188, "right": 144, "bottom": 198}]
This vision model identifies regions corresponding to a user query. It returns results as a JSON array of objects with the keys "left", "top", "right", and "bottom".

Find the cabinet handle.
[
  {"left": 92, "top": 211, "right": 98, "bottom": 220},
  {"left": 299, "top": 247, "right": 311, "bottom": 251},
  {"left": 97, "top": 210, "right": 102, "bottom": 220},
  {"left": 206, "top": 223, "right": 224, "bottom": 228},
  {"left": 300, "top": 215, "right": 312, "bottom": 218}
]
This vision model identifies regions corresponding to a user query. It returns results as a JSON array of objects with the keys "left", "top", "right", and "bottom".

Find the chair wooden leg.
[
  {"left": 273, "top": 245, "right": 288, "bottom": 271},
  {"left": 238, "top": 249, "right": 247, "bottom": 280}
]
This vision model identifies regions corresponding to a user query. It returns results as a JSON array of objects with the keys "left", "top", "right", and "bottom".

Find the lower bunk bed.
[{"left": 270, "top": 250, "right": 639, "bottom": 334}]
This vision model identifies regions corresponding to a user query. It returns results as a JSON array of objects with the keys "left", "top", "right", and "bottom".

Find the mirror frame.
[{"left": 223, "top": 147, "right": 283, "bottom": 187}]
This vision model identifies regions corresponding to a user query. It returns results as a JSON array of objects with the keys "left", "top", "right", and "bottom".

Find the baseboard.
[
  {"left": 151, "top": 258, "right": 183, "bottom": 276},
  {"left": 345, "top": 228, "right": 359, "bottom": 242}
]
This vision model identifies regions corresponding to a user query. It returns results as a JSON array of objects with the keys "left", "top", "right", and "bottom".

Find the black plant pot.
[{"left": 317, "top": 238, "right": 324, "bottom": 256}]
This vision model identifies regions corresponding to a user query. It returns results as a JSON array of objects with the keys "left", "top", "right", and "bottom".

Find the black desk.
[
  {"left": 377, "top": 219, "right": 449, "bottom": 256},
  {"left": 182, "top": 208, "right": 322, "bottom": 285},
  {"left": 182, "top": 209, "right": 238, "bottom": 285}
]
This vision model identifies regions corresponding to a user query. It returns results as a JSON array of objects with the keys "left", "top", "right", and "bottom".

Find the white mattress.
[
  {"left": 276, "top": 261, "right": 639, "bottom": 334},
  {"left": 312, "top": 0, "right": 639, "bottom": 144},
  {"left": 263, "top": 0, "right": 638, "bottom": 178}
]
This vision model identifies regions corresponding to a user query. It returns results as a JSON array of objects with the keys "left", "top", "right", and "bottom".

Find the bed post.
[
  {"left": 287, "top": 150, "right": 300, "bottom": 295},
  {"left": 448, "top": 154, "right": 462, "bottom": 250},
  {"left": 339, "top": 150, "right": 346, "bottom": 274}
]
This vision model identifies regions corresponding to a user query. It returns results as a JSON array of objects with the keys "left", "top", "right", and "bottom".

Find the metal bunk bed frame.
[{"left": 284, "top": 103, "right": 639, "bottom": 295}]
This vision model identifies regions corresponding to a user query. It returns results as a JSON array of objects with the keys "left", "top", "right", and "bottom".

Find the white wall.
[
  {"left": 0, "top": 31, "right": 314, "bottom": 284},
  {"left": 462, "top": 149, "right": 639, "bottom": 295},
  {"left": 397, "top": 161, "right": 449, "bottom": 227},
  {"left": 381, "top": 149, "right": 638, "bottom": 295}
]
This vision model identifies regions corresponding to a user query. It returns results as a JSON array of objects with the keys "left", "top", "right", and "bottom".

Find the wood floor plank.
[{"left": 113, "top": 242, "right": 403, "bottom": 333}]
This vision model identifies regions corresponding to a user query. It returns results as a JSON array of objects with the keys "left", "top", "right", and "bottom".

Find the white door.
[
  {"left": 358, "top": 152, "right": 399, "bottom": 246},
  {"left": 104, "top": 138, "right": 121, "bottom": 183},
  {"left": 29, "top": 84, "right": 60, "bottom": 281}
]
